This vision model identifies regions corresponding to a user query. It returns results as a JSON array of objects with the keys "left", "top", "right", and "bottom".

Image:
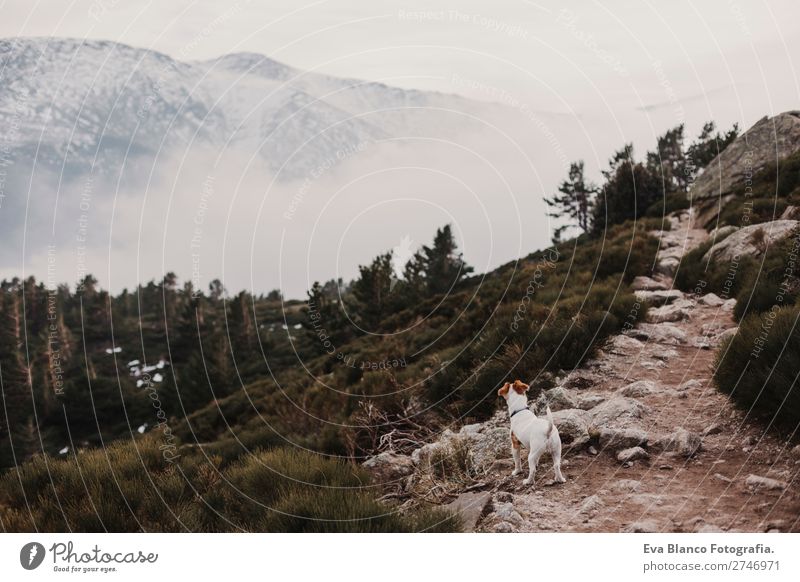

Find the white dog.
[{"left": 498, "top": 380, "right": 566, "bottom": 486}]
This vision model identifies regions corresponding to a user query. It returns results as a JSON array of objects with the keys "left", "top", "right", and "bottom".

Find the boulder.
[
  {"left": 647, "top": 303, "right": 691, "bottom": 323},
  {"left": 469, "top": 427, "right": 512, "bottom": 473},
  {"left": 599, "top": 427, "right": 649, "bottom": 450},
  {"left": 608, "top": 335, "right": 644, "bottom": 355},
  {"left": 651, "top": 428, "right": 702, "bottom": 457},
  {"left": 491, "top": 501, "right": 524, "bottom": 525},
  {"left": 535, "top": 386, "right": 578, "bottom": 412},
  {"left": 445, "top": 491, "right": 492, "bottom": 531},
  {"left": 631, "top": 276, "right": 670, "bottom": 291},
  {"left": 634, "top": 289, "right": 684, "bottom": 305},
  {"left": 551, "top": 409, "right": 591, "bottom": 446},
  {"left": 709, "top": 225, "right": 739, "bottom": 240},
  {"left": 698, "top": 293, "right": 725, "bottom": 307},
  {"left": 579, "top": 494, "right": 605, "bottom": 514},
  {"left": 745, "top": 474, "right": 787, "bottom": 491},
  {"left": 722, "top": 298, "right": 736, "bottom": 312},
  {"left": 589, "top": 396, "right": 648, "bottom": 428},
  {"left": 618, "top": 380, "right": 656, "bottom": 398},
  {"left": 617, "top": 447, "right": 649, "bottom": 463},
  {"left": 690, "top": 112, "right": 800, "bottom": 203},
  {"left": 703, "top": 220, "right": 799, "bottom": 263},
  {"left": 679, "top": 379, "right": 703, "bottom": 391},
  {"left": 627, "top": 323, "right": 687, "bottom": 345},
  {"left": 576, "top": 394, "right": 606, "bottom": 410},
  {"left": 363, "top": 452, "right": 415, "bottom": 482}
]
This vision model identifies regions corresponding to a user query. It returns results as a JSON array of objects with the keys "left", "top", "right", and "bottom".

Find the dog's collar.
[{"left": 509, "top": 407, "right": 529, "bottom": 419}]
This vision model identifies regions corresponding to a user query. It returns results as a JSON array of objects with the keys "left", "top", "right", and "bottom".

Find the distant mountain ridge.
[{"left": 0, "top": 37, "right": 495, "bottom": 179}]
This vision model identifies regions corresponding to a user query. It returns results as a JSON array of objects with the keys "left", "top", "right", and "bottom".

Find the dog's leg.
[
  {"left": 511, "top": 432, "right": 522, "bottom": 476},
  {"left": 550, "top": 433, "right": 566, "bottom": 483},
  {"left": 522, "top": 445, "right": 544, "bottom": 486}
]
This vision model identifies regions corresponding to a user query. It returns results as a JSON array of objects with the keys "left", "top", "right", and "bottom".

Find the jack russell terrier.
[{"left": 498, "top": 380, "right": 566, "bottom": 486}]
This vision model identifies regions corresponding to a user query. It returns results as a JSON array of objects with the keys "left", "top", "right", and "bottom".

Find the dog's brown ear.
[
  {"left": 498, "top": 383, "right": 510, "bottom": 398},
  {"left": 512, "top": 380, "right": 529, "bottom": 394}
]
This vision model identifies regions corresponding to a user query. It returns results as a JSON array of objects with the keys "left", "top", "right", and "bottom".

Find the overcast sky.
[
  {"left": 3, "top": 0, "right": 799, "bottom": 127},
  {"left": 3, "top": 0, "right": 800, "bottom": 297}
]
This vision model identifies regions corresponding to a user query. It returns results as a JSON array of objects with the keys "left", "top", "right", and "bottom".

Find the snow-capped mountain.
[{"left": 0, "top": 37, "right": 496, "bottom": 179}]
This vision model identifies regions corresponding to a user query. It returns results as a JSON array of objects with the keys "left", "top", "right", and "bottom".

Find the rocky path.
[
  {"left": 470, "top": 211, "right": 800, "bottom": 532},
  {"left": 365, "top": 210, "right": 800, "bottom": 532}
]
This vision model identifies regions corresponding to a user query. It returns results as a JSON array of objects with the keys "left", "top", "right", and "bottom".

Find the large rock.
[
  {"left": 745, "top": 474, "right": 787, "bottom": 491},
  {"left": 618, "top": 380, "right": 656, "bottom": 398},
  {"left": 552, "top": 409, "right": 591, "bottom": 446},
  {"left": 690, "top": 112, "right": 800, "bottom": 203},
  {"left": 617, "top": 446, "right": 649, "bottom": 463},
  {"left": 647, "top": 303, "right": 691, "bottom": 323},
  {"left": 627, "top": 323, "right": 688, "bottom": 345},
  {"left": 608, "top": 335, "right": 645, "bottom": 355},
  {"left": 599, "top": 427, "right": 649, "bottom": 450},
  {"left": 535, "top": 386, "right": 578, "bottom": 412},
  {"left": 703, "top": 220, "right": 799, "bottom": 263},
  {"left": 634, "top": 289, "right": 684, "bottom": 305},
  {"left": 650, "top": 428, "right": 702, "bottom": 457},
  {"left": 445, "top": 491, "right": 492, "bottom": 531},
  {"left": 363, "top": 452, "right": 415, "bottom": 482},
  {"left": 588, "top": 396, "right": 648, "bottom": 428},
  {"left": 631, "top": 276, "right": 670, "bottom": 291},
  {"left": 469, "top": 427, "right": 512, "bottom": 473},
  {"left": 698, "top": 293, "right": 725, "bottom": 307}
]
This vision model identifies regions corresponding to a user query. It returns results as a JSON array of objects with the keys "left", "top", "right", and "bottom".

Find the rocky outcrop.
[
  {"left": 362, "top": 451, "right": 416, "bottom": 482},
  {"left": 703, "top": 220, "right": 799, "bottom": 263},
  {"left": 445, "top": 491, "right": 492, "bottom": 531},
  {"left": 690, "top": 112, "right": 800, "bottom": 203}
]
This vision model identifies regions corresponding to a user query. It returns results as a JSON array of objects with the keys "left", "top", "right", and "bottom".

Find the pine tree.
[
  {"left": 421, "top": 225, "right": 473, "bottom": 294},
  {"left": 352, "top": 252, "right": 394, "bottom": 329},
  {"left": 544, "top": 161, "right": 596, "bottom": 241}
]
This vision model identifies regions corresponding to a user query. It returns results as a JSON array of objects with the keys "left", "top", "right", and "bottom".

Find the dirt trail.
[{"left": 475, "top": 212, "right": 800, "bottom": 533}]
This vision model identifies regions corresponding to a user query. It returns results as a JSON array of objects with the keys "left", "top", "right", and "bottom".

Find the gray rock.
[
  {"left": 470, "top": 427, "right": 512, "bottom": 473},
  {"left": 722, "top": 298, "right": 737, "bottom": 312},
  {"left": 492, "top": 501, "right": 524, "bottom": 524},
  {"left": 709, "top": 225, "right": 739, "bottom": 240},
  {"left": 745, "top": 474, "right": 787, "bottom": 491},
  {"left": 617, "top": 447, "right": 649, "bottom": 463},
  {"left": 551, "top": 408, "right": 591, "bottom": 446},
  {"left": 696, "top": 523, "right": 725, "bottom": 533},
  {"left": 579, "top": 494, "right": 605, "bottom": 514},
  {"left": 691, "top": 112, "right": 800, "bottom": 204},
  {"left": 445, "top": 491, "right": 492, "bottom": 531},
  {"left": 634, "top": 289, "right": 684, "bottom": 305},
  {"left": 648, "top": 303, "right": 691, "bottom": 323},
  {"left": 589, "top": 396, "right": 648, "bottom": 428},
  {"left": 703, "top": 424, "right": 723, "bottom": 436},
  {"left": 627, "top": 323, "right": 688, "bottom": 345},
  {"left": 608, "top": 334, "right": 645, "bottom": 355},
  {"left": 561, "top": 370, "right": 596, "bottom": 390},
  {"left": 363, "top": 452, "right": 415, "bottom": 482},
  {"left": 576, "top": 394, "right": 606, "bottom": 410},
  {"left": 698, "top": 292, "right": 725, "bottom": 307},
  {"left": 703, "top": 220, "right": 799, "bottom": 263},
  {"left": 599, "top": 427, "right": 649, "bottom": 450},
  {"left": 632, "top": 276, "right": 670, "bottom": 291},
  {"left": 536, "top": 386, "right": 578, "bottom": 412},
  {"left": 679, "top": 379, "right": 703, "bottom": 391},
  {"left": 618, "top": 380, "right": 656, "bottom": 398},
  {"left": 651, "top": 428, "right": 702, "bottom": 457}
]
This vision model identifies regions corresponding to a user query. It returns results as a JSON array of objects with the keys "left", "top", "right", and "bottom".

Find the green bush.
[
  {"left": 0, "top": 439, "right": 458, "bottom": 532},
  {"left": 714, "top": 306, "right": 800, "bottom": 429}
]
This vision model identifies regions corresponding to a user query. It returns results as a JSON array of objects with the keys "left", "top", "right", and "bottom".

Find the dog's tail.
[{"left": 545, "top": 406, "right": 554, "bottom": 438}]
